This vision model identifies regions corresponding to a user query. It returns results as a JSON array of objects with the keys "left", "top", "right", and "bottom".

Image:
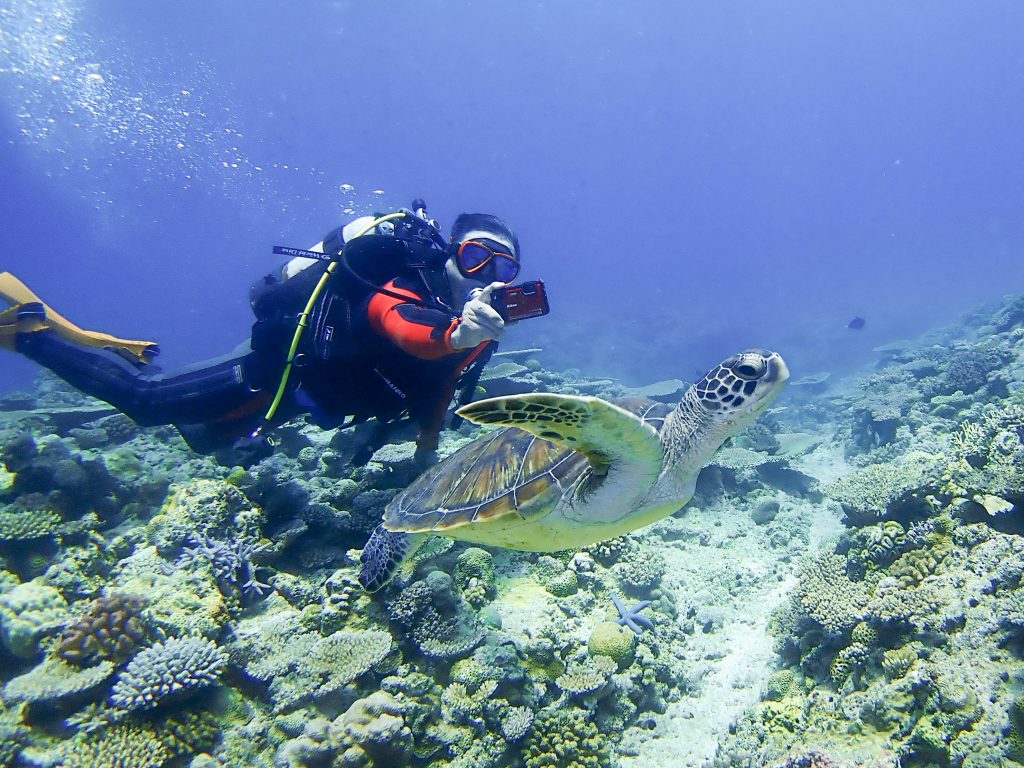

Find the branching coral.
[
  {"left": 522, "top": 706, "right": 613, "bottom": 768},
  {"left": 110, "top": 636, "right": 227, "bottom": 712},
  {"left": 177, "top": 533, "right": 271, "bottom": 602},
  {"left": 793, "top": 551, "right": 869, "bottom": 634},
  {"left": 944, "top": 403, "right": 1024, "bottom": 504}
]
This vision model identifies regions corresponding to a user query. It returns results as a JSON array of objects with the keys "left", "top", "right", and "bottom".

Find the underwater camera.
[{"left": 491, "top": 280, "right": 550, "bottom": 322}]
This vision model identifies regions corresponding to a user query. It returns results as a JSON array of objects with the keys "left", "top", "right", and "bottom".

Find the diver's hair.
[{"left": 451, "top": 213, "right": 519, "bottom": 257}]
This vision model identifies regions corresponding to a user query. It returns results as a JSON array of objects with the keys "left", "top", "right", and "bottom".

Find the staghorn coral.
[
  {"left": 58, "top": 593, "right": 149, "bottom": 665},
  {"left": 110, "top": 636, "right": 227, "bottom": 712},
  {"left": 177, "top": 532, "right": 271, "bottom": 602},
  {"left": 793, "top": 551, "right": 870, "bottom": 634},
  {"left": 3, "top": 657, "right": 113, "bottom": 705}
]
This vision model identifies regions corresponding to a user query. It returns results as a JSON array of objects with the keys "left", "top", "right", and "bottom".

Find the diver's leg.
[{"left": 16, "top": 331, "right": 261, "bottom": 427}]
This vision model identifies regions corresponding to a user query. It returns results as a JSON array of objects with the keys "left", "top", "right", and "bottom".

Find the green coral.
[
  {"left": 0, "top": 508, "right": 62, "bottom": 540},
  {"left": 587, "top": 621, "right": 636, "bottom": 669},
  {"left": 555, "top": 656, "right": 616, "bottom": 697},
  {"left": 236, "top": 608, "right": 392, "bottom": 712},
  {"left": 829, "top": 642, "right": 869, "bottom": 685},
  {"left": 881, "top": 646, "right": 917, "bottom": 679},
  {"left": 544, "top": 569, "right": 578, "bottom": 597},
  {"left": 59, "top": 710, "right": 218, "bottom": 768},
  {"left": 523, "top": 706, "right": 613, "bottom": 768},
  {"left": 1007, "top": 696, "right": 1024, "bottom": 763},
  {"left": 454, "top": 548, "right": 496, "bottom": 595},
  {"left": 765, "top": 669, "right": 796, "bottom": 701},
  {"left": 889, "top": 540, "right": 952, "bottom": 587},
  {"left": 850, "top": 621, "right": 878, "bottom": 646}
]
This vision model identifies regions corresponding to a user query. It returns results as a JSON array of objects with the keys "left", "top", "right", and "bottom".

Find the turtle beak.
[{"left": 764, "top": 353, "right": 789, "bottom": 384}]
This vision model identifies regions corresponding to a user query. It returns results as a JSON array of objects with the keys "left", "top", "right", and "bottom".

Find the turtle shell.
[{"left": 385, "top": 396, "right": 671, "bottom": 534}]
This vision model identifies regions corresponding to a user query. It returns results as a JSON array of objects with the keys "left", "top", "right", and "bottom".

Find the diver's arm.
[{"left": 367, "top": 282, "right": 459, "bottom": 360}]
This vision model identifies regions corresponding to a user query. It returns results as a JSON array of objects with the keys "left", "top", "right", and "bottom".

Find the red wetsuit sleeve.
[{"left": 367, "top": 281, "right": 459, "bottom": 360}]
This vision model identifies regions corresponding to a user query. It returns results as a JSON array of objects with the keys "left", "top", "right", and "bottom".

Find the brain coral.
[
  {"left": 110, "top": 636, "right": 227, "bottom": 712},
  {"left": 58, "top": 593, "right": 149, "bottom": 665}
]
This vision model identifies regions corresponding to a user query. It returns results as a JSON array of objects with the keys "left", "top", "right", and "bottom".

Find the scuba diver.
[{"left": 0, "top": 203, "right": 524, "bottom": 467}]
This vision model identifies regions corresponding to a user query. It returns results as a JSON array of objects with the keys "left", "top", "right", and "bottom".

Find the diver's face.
[
  {"left": 447, "top": 231, "right": 519, "bottom": 303},
  {"left": 446, "top": 258, "right": 486, "bottom": 304}
]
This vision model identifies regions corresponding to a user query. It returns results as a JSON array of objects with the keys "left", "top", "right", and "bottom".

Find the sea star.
[{"left": 611, "top": 592, "right": 654, "bottom": 635}]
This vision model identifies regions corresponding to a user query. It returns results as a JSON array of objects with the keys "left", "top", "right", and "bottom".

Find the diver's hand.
[
  {"left": 230, "top": 434, "right": 275, "bottom": 468},
  {"left": 450, "top": 282, "right": 506, "bottom": 349}
]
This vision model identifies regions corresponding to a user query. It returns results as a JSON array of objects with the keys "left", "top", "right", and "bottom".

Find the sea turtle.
[{"left": 359, "top": 349, "right": 789, "bottom": 592}]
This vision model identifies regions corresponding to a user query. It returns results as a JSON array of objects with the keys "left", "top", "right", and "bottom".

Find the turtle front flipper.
[
  {"left": 457, "top": 393, "right": 663, "bottom": 480},
  {"left": 358, "top": 525, "right": 427, "bottom": 593}
]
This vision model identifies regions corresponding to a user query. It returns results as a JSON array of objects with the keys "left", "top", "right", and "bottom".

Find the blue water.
[{"left": 2, "top": 0, "right": 1024, "bottom": 389}]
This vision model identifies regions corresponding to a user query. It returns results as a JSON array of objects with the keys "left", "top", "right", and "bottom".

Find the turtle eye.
[{"left": 734, "top": 359, "right": 767, "bottom": 380}]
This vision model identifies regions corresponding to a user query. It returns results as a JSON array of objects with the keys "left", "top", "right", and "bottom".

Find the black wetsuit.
[{"left": 17, "top": 237, "right": 493, "bottom": 460}]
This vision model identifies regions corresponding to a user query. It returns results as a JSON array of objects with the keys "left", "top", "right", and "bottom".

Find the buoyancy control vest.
[{"left": 246, "top": 214, "right": 489, "bottom": 439}]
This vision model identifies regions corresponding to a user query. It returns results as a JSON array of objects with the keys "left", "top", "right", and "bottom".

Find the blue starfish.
[{"left": 611, "top": 592, "right": 654, "bottom": 635}]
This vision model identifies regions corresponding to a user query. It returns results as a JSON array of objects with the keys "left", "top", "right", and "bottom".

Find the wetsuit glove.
[{"left": 450, "top": 283, "right": 506, "bottom": 350}]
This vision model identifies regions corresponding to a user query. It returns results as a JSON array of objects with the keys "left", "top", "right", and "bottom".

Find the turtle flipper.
[
  {"left": 457, "top": 393, "right": 663, "bottom": 479},
  {"left": 358, "top": 525, "right": 426, "bottom": 593}
]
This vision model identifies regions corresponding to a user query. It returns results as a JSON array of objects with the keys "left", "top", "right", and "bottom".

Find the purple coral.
[{"left": 177, "top": 533, "right": 271, "bottom": 602}]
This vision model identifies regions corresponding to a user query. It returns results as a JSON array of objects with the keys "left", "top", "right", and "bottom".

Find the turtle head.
[{"left": 691, "top": 349, "right": 789, "bottom": 427}]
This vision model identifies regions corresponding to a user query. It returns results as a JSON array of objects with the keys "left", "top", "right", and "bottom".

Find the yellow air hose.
[{"left": 260, "top": 212, "right": 408, "bottom": 428}]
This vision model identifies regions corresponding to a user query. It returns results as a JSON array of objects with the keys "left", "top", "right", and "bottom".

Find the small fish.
[{"left": 847, "top": 316, "right": 865, "bottom": 330}]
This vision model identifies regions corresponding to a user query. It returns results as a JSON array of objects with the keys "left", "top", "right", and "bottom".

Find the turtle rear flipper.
[
  {"left": 359, "top": 525, "right": 425, "bottom": 593},
  {"left": 456, "top": 393, "right": 663, "bottom": 479}
]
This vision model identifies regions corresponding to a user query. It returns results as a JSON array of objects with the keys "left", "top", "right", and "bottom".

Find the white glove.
[{"left": 450, "top": 282, "right": 506, "bottom": 349}]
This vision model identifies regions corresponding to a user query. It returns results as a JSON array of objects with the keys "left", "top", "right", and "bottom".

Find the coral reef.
[{"left": 3, "top": 292, "right": 1024, "bottom": 768}]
